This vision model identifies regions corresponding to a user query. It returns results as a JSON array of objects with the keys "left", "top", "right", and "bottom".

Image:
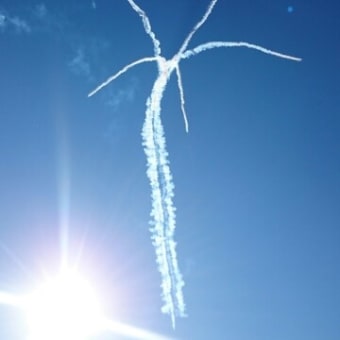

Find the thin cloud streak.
[
  {"left": 0, "top": 11, "right": 31, "bottom": 33},
  {"left": 69, "top": 48, "right": 91, "bottom": 78},
  {"left": 34, "top": 4, "right": 47, "bottom": 19}
]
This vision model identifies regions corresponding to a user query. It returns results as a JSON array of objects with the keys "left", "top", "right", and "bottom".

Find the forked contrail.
[{"left": 89, "top": 0, "right": 301, "bottom": 328}]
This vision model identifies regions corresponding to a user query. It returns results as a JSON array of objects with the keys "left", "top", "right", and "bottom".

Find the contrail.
[
  {"left": 88, "top": 0, "right": 301, "bottom": 328},
  {"left": 178, "top": 0, "right": 218, "bottom": 56},
  {"left": 140, "top": 56, "right": 186, "bottom": 328},
  {"left": 126, "top": 0, "right": 161, "bottom": 57},
  {"left": 175, "top": 65, "right": 188, "bottom": 132},
  {"left": 88, "top": 57, "right": 158, "bottom": 97},
  {"left": 181, "top": 41, "right": 302, "bottom": 61}
]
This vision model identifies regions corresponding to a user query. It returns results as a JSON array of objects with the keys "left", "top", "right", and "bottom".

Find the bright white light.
[
  {"left": 102, "top": 318, "right": 174, "bottom": 340},
  {"left": 0, "top": 291, "right": 22, "bottom": 307},
  {"left": 23, "top": 269, "right": 104, "bottom": 340},
  {"left": 0, "top": 268, "right": 173, "bottom": 339}
]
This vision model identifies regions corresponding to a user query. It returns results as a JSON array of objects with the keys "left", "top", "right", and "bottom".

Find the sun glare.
[{"left": 23, "top": 268, "right": 104, "bottom": 340}]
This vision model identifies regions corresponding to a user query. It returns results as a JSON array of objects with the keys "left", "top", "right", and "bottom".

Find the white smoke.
[
  {"left": 181, "top": 41, "right": 302, "bottom": 61},
  {"left": 89, "top": 0, "right": 301, "bottom": 328}
]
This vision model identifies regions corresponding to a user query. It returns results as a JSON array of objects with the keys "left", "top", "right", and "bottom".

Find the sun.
[
  {"left": 0, "top": 265, "right": 173, "bottom": 340},
  {"left": 22, "top": 268, "right": 105, "bottom": 340}
]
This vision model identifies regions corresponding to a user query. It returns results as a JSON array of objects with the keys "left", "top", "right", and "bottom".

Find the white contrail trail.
[
  {"left": 178, "top": 0, "right": 218, "bottom": 56},
  {"left": 141, "top": 57, "right": 186, "bottom": 328},
  {"left": 126, "top": 0, "right": 162, "bottom": 57},
  {"left": 175, "top": 65, "right": 189, "bottom": 132},
  {"left": 181, "top": 41, "right": 302, "bottom": 61},
  {"left": 88, "top": 57, "right": 158, "bottom": 97},
  {"left": 89, "top": 0, "right": 301, "bottom": 328}
]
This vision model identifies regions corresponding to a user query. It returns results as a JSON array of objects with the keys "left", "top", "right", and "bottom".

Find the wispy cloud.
[
  {"left": 1, "top": 2, "right": 113, "bottom": 90},
  {"left": 68, "top": 48, "right": 91, "bottom": 79},
  {"left": 105, "top": 78, "right": 137, "bottom": 110},
  {"left": 0, "top": 11, "right": 31, "bottom": 34},
  {"left": 0, "top": 14, "right": 5, "bottom": 28},
  {"left": 9, "top": 16, "right": 31, "bottom": 33},
  {"left": 34, "top": 4, "right": 47, "bottom": 19}
]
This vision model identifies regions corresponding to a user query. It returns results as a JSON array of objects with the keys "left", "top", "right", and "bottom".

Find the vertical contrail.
[
  {"left": 140, "top": 57, "right": 186, "bottom": 328},
  {"left": 88, "top": 0, "right": 301, "bottom": 328}
]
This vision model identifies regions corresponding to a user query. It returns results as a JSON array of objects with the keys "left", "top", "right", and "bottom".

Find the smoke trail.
[
  {"left": 88, "top": 53, "right": 186, "bottom": 327},
  {"left": 181, "top": 41, "right": 302, "bottom": 61},
  {"left": 88, "top": 57, "right": 157, "bottom": 97},
  {"left": 125, "top": 0, "right": 188, "bottom": 326},
  {"left": 141, "top": 59, "right": 186, "bottom": 327},
  {"left": 89, "top": 0, "right": 301, "bottom": 328},
  {"left": 175, "top": 66, "right": 189, "bottom": 133},
  {"left": 178, "top": 0, "right": 218, "bottom": 55},
  {"left": 126, "top": 0, "right": 161, "bottom": 57}
]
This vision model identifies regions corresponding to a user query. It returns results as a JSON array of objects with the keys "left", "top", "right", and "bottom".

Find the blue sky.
[{"left": 0, "top": 0, "right": 339, "bottom": 339}]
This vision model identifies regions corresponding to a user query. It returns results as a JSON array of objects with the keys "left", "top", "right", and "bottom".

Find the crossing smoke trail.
[{"left": 89, "top": 0, "right": 301, "bottom": 328}]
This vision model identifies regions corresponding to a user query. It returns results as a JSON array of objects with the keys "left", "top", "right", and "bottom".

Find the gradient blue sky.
[{"left": 0, "top": 0, "right": 339, "bottom": 339}]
